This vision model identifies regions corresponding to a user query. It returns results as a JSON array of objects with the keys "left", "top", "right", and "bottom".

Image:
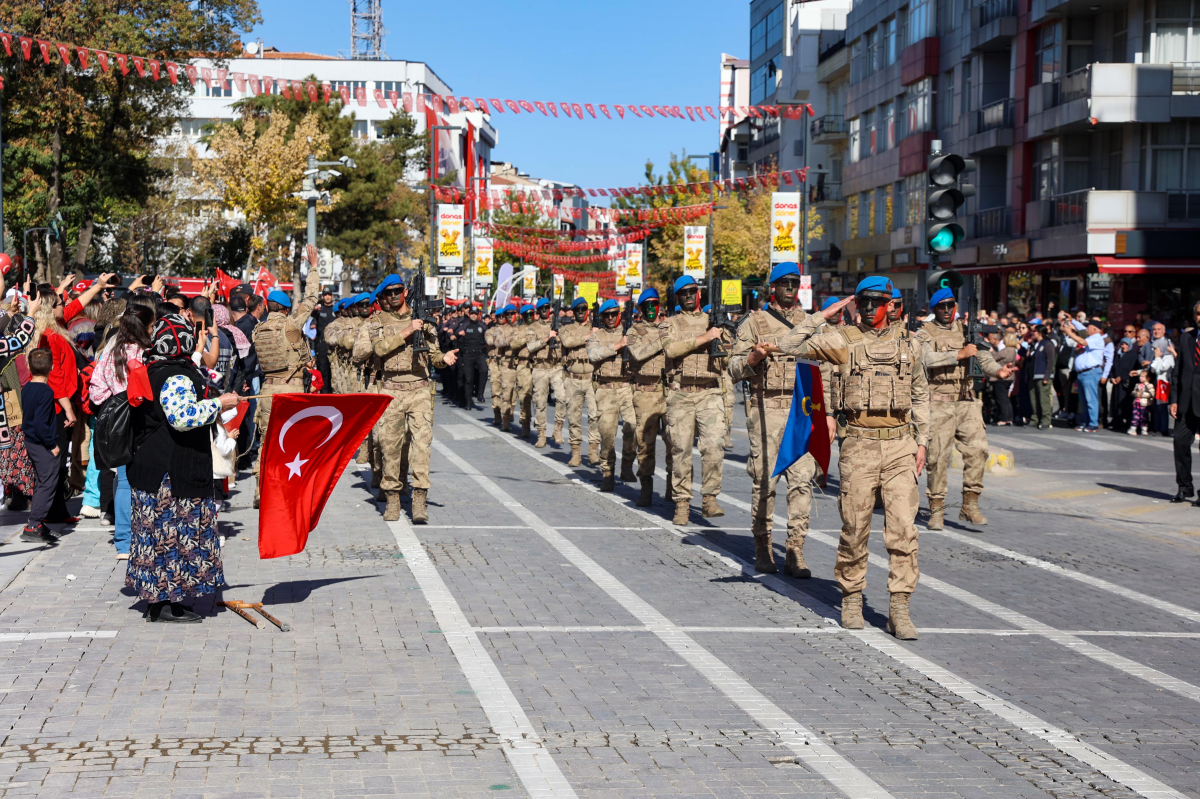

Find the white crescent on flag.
[{"left": 278, "top": 406, "right": 344, "bottom": 479}]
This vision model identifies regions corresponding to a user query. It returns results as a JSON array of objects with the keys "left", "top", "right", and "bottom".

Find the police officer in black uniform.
[
  {"left": 310, "top": 286, "right": 338, "bottom": 394},
  {"left": 457, "top": 305, "right": 489, "bottom": 408}
]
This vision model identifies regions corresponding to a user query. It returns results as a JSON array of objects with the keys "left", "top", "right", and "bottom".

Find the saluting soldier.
[
  {"left": 250, "top": 248, "right": 321, "bottom": 508},
  {"left": 587, "top": 299, "right": 638, "bottom": 492},
  {"left": 625, "top": 288, "right": 673, "bottom": 506},
  {"left": 352, "top": 274, "right": 458, "bottom": 523},
  {"left": 663, "top": 275, "right": 731, "bottom": 525},
  {"left": 728, "top": 262, "right": 824, "bottom": 578},
  {"left": 913, "top": 285, "right": 1010, "bottom": 529},
  {"left": 559, "top": 298, "right": 602, "bottom": 467},
  {"left": 773, "top": 276, "right": 929, "bottom": 640},
  {"left": 523, "top": 298, "right": 566, "bottom": 448}
]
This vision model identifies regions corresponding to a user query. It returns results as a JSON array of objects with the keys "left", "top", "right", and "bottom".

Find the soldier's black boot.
[{"left": 636, "top": 477, "right": 653, "bottom": 507}]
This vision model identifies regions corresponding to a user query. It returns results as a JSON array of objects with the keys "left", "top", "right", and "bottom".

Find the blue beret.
[
  {"left": 637, "top": 287, "right": 659, "bottom": 305},
  {"left": 769, "top": 262, "right": 800, "bottom": 283},
  {"left": 854, "top": 276, "right": 894, "bottom": 296},
  {"left": 892, "top": 287, "right": 903, "bottom": 300},
  {"left": 570, "top": 297, "right": 589, "bottom": 310},
  {"left": 821, "top": 296, "right": 841, "bottom": 311},
  {"left": 267, "top": 290, "right": 292, "bottom": 308},
  {"left": 377, "top": 274, "right": 404, "bottom": 293},
  {"left": 673, "top": 275, "right": 698, "bottom": 294},
  {"left": 702, "top": 304, "right": 712, "bottom": 313},
  {"left": 520, "top": 303, "right": 535, "bottom": 313},
  {"left": 598, "top": 299, "right": 619, "bottom": 314},
  {"left": 674, "top": 305, "right": 682, "bottom": 313},
  {"left": 334, "top": 299, "right": 348, "bottom": 311},
  {"left": 535, "top": 297, "right": 550, "bottom": 309},
  {"left": 929, "top": 287, "right": 956, "bottom": 307},
  {"left": 352, "top": 292, "right": 371, "bottom": 305},
  {"left": 501, "top": 304, "right": 516, "bottom": 314}
]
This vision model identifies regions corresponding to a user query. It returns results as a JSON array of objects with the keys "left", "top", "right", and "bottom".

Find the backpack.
[{"left": 93, "top": 391, "right": 134, "bottom": 469}]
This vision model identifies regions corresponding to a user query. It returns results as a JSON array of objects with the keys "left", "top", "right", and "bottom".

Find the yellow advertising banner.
[
  {"left": 576, "top": 281, "right": 599, "bottom": 306},
  {"left": 625, "top": 243, "right": 643, "bottom": 288},
  {"left": 436, "top": 204, "right": 465, "bottom": 274},
  {"left": 769, "top": 193, "right": 801, "bottom": 264},
  {"left": 683, "top": 226, "right": 706, "bottom": 280},
  {"left": 721, "top": 279, "right": 743, "bottom": 306},
  {"left": 522, "top": 268, "right": 537, "bottom": 297},
  {"left": 473, "top": 237, "right": 493, "bottom": 286},
  {"left": 553, "top": 273, "right": 565, "bottom": 299}
]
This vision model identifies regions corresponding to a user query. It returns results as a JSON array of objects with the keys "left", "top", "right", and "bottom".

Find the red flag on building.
[{"left": 258, "top": 393, "right": 392, "bottom": 559}]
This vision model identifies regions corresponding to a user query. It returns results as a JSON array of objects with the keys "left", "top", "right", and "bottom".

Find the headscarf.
[
  {"left": 212, "top": 303, "right": 250, "bottom": 358},
  {"left": 146, "top": 313, "right": 197, "bottom": 365}
]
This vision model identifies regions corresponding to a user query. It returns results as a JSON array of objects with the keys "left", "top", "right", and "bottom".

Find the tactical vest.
[
  {"left": 512, "top": 325, "right": 533, "bottom": 362},
  {"left": 368, "top": 311, "right": 430, "bottom": 378},
  {"left": 667, "top": 312, "right": 723, "bottom": 384},
  {"left": 254, "top": 313, "right": 309, "bottom": 374},
  {"left": 628, "top": 322, "right": 666, "bottom": 382},
  {"left": 749, "top": 309, "right": 804, "bottom": 392},
  {"left": 528, "top": 320, "right": 560, "bottom": 366},
  {"left": 832, "top": 325, "right": 914, "bottom": 412},
  {"left": 591, "top": 327, "right": 627, "bottom": 379},
  {"left": 922, "top": 320, "right": 972, "bottom": 398},
  {"left": 561, "top": 323, "right": 594, "bottom": 377}
]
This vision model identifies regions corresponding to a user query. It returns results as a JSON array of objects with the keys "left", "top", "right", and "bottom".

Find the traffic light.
[{"left": 925, "top": 153, "right": 975, "bottom": 256}]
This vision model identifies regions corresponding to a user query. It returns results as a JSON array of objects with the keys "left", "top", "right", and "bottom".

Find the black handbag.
[{"left": 93, "top": 391, "right": 134, "bottom": 470}]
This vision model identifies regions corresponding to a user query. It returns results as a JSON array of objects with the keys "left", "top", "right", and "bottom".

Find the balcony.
[
  {"left": 972, "top": 207, "right": 1013, "bottom": 239},
  {"left": 810, "top": 181, "right": 844, "bottom": 207},
  {"left": 810, "top": 115, "right": 847, "bottom": 143},
  {"left": 970, "top": 0, "right": 1017, "bottom": 52},
  {"left": 965, "top": 99, "right": 1015, "bottom": 154},
  {"left": 1048, "top": 190, "right": 1089, "bottom": 227},
  {"left": 1026, "top": 64, "right": 1179, "bottom": 138}
]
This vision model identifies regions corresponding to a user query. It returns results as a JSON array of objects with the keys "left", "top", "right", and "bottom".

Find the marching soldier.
[
  {"left": 914, "top": 286, "right": 1011, "bottom": 529},
  {"left": 352, "top": 274, "right": 458, "bottom": 523},
  {"left": 559, "top": 297, "right": 602, "bottom": 467},
  {"left": 773, "top": 276, "right": 929, "bottom": 639},
  {"left": 485, "top": 307, "right": 508, "bottom": 426},
  {"left": 523, "top": 298, "right": 566, "bottom": 448},
  {"left": 251, "top": 248, "right": 321, "bottom": 508},
  {"left": 664, "top": 276, "right": 731, "bottom": 525},
  {"left": 495, "top": 304, "right": 520, "bottom": 431},
  {"left": 728, "top": 262, "right": 822, "bottom": 578},
  {"left": 625, "top": 288, "right": 673, "bottom": 506},
  {"left": 322, "top": 300, "right": 348, "bottom": 393},
  {"left": 512, "top": 304, "right": 537, "bottom": 439},
  {"left": 705, "top": 304, "right": 737, "bottom": 450},
  {"left": 587, "top": 299, "right": 637, "bottom": 492},
  {"left": 889, "top": 286, "right": 905, "bottom": 326}
]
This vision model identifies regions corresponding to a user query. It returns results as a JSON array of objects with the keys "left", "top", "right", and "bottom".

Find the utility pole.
[
  {"left": 296, "top": 153, "right": 356, "bottom": 302},
  {"left": 428, "top": 124, "right": 462, "bottom": 297},
  {"left": 776, "top": 100, "right": 812, "bottom": 274}
]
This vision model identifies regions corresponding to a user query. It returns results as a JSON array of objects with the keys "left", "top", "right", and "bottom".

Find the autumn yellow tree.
[{"left": 197, "top": 110, "right": 331, "bottom": 272}]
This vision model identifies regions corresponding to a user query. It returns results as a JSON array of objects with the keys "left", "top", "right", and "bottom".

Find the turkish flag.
[
  {"left": 215, "top": 268, "right": 241, "bottom": 297},
  {"left": 258, "top": 393, "right": 392, "bottom": 559}
]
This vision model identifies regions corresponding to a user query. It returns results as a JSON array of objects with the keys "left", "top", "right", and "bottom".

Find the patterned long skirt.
[
  {"left": 0, "top": 426, "right": 36, "bottom": 497},
  {"left": 126, "top": 475, "right": 223, "bottom": 603}
]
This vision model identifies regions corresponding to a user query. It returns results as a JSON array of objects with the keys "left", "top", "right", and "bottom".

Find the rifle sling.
[{"left": 764, "top": 307, "right": 795, "bottom": 330}]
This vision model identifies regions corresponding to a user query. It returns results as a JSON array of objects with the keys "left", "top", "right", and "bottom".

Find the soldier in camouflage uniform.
[
  {"left": 352, "top": 274, "right": 457, "bottom": 523},
  {"left": 774, "top": 276, "right": 929, "bottom": 639},
  {"left": 559, "top": 297, "right": 602, "bottom": 467},
  {"left": 587, "top": 299, "right": 638, "bottom": 492},
  {"left": 495, "top": 304, "right": 520, "bottom": 432},
  {"left": 523, "top": 298, "right": 566, "bottom": 448},
  {"left": 664, "top": 276, "right": 731, "bottom": 525},
  {"left": 485, "top": 309, "right": 508, "bottom": 426},
  {"left": 625, "top": 288, "right": 673, "bottom": 506},
  {"left": 251, "top": 256, "right": 321, "bottom": 508},
  {"left": 913, "top": 286, "right": 1010, "bottom": 529},
  {"left": 322, "top": 301, "right": 347, "bottom": 393},
  {"left": 729, "top": 262, "right": 826, "bottom": 578},
  {"left": 511, "top": 304, "right": 536, "bottom": 439}
]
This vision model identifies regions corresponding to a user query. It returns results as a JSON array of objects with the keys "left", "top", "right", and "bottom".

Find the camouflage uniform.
[
  {"left": 625, "top": 318, "right": 673, "bottom": 506},
  {"left": 485, "top": 323, "right": 505, "bottom": 425},
  {"left": 510, "top": 322, "right": 535, "bottom": 437},
  {"left": 776, "top": 315, "right": 930, "bottom": 633},
  {"left": 587, "top": 326, "right": 637, "bottom": 489},
  {"left": 323, "top": 315, "right": 347, "bottom": 393},
  {"left": 558, "top": 320, "right": 601, "bottom": 466},
  {"left": 338, "top": 314, "right": 370, "bottom": 463},
  {"left": 496, "top": 324, "right": 519, "bottom": 431},
  {"left": 352, "top": 307, "right": 448, "bottom": 523},
  {"left": 664, "top": 310, "right": 731, "bottom": 523},
  {"left": 728, "top": 304, "right": 825, "bottom": 577},
  {"left": 524, "top": 318, "right": 566, "bottom": 446},
  {"left": 913, "top": 319, "right": 1002, "bottom": 528},
  {"left": 251, "top": 278, "right": 320, "bottom": 504}
]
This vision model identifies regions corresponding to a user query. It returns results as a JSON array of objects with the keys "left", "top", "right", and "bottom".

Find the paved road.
[{"left": 0, "top": 392, "right": 1196, "bottom": 798}]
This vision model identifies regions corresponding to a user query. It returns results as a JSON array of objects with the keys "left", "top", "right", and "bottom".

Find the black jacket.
[
  {"left": 128, "top": 362, "right": 216, "bottom": 499},
  {"left": 1170, "top": 328, "right": 1199, "bottom": 413}
]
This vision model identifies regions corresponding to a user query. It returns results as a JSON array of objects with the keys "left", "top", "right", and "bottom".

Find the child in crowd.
[
  {"left": 1129, "top": 369, "right": 1154, "bottom": 436},
  {"left": 20, "top": 348, "right": 61, "bottom": 544}
]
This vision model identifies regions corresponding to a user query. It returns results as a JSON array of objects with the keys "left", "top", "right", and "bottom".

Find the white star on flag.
[{"left": 285, "top": 453, "right": 309, "bottom": 479}]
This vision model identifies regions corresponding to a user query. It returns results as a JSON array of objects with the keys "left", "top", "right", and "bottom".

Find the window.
[
  {"left": 1112, "top": 9, "right": 1128, "bottom": 62},
  {"left": 1066, "top": 17, "right": 1094, "bottom": 73},
  {"left": 883, "top": 101, "right": 896, "bottom": 151},
  {"left": 908, "top": 0, "right": 933, "bottom": 46},
  {"left": 204, "top": 81, "right": 234, "bottom": 98},
  {"left": 962, "top": 58, "right": 973, "bottom": 115},
  {"left": 1062, "top": 135, "right": 1090, "bottom": 192},
  {"left": 884, "top": 17, "right": 898, "bottom": 65},
  {"left": 940, "top": 70, "right": 955, "bottom": 129},
  {"left": 751, "top": 60, "right": 779, "bottom": 104},
  {"left": 179, "top": 118, "right": 217, "bottom": 138},
  {"left": 850, "top": 38, "right": 864, "bottom": 83},
  {"left": 893, "top": 180, "right": 907, "bottom": 231},
  {"left": 1106, "top": 129, "right": 1124, "bottom": 190},
  {"left": 1146, "top": 0, "right": 1200, "bottom": 63},
  {"left": 1145, "top": 121, "right": 1200, "bottom": 215},
  {"left": 905, "top": 174, "right": 926, "bottom": 227},
  {"left": 751, "top": 4, "right": 783, "bottom": 61},
  {"left": 861, "top": 192, "right": 873, "bottom": 237},
  {"left": 875, "top": 186, "right": 890, "bottom": 235},
  {"left": 331, "top": 80, "right": 367, "bottom": 93},
  {"left": 863, "top": 109, "right": 876, "bottom": 158},
  {"left": 867, "top": 28, "right": 879, "bottom": 75},
  {"left": 766, "top": 5, "right": 784, "bottom": 51},
  {"left": 751, "top": 18, "right": 768, "bottom": 61},
  {"left": 377, "top": 80, "right": 406, "bottom": 95},
  {"left": 1036, "top": 23, "right": 1062, "bottom": 84},
  {"left": 794, "top": 138, "right": 805, "bottom": 157},
  {"left": 903, "top": 78, "right": 932, "bottom": 137},
  {"left": 847, "top": 194, "right": 859, "bottom": 239},
  {"left": 849, "top": 117, "right": 861, "bottom": 163},
  {"left": 352, "top": 120, "right": 369, "bottom": 139},
  {"left": 1034, "top": 138, "right": 1060, "bottom": 199}
]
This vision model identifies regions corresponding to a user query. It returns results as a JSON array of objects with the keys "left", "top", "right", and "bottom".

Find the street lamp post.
[
  {"left": 686, "top": 153, "right": 716, "bottom": 295},
  {"left": 297, "top": 153, "right": 356, "bottom": 302},
  {"left": 776, "top": 100, "right": 812, "bottom": 274},
  {"left": 428, "top": 124, "right": 463, "bottom": 297}
]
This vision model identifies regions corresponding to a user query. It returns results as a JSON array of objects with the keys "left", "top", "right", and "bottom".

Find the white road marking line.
[
  {"left": 985, "top": 436, "right": 1053, "bottom": 451},
  {"left": 435, "top": 438, "right": 897, "bottom": 799},
  {"left": 474, "top": 625, "right": 1200, "bottom": 638},
  {"left": 423, "top": 525, "right": 530, "bottom": 529},
  {"left": 924, "top": 528, "right": 1200, "bottom": 625},
  {"left": 387, "top": 514, "right": 578, "bottom": 799},
  {"left": 437, "top": 424, "right": 492, "bottom": 440},
  {"left": 0, "top": 631, "right": 117, "bottom": 642},
  {"left": 454, "top": 408, "right": 1189, "bottom": 799},
  {"left": 1065, "top": 437, "right": 1134, "bottom": 452},
  {"left": 476, "top": 626, "right": 649, "bottom": 633}
]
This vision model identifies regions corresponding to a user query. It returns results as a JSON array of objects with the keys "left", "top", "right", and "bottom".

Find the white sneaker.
[
  {"left": 79, "top": 505, "right": 101, "bottom": 518},
  {"left": 1127, "top": 429, "right": 1138, "bottom": 435}
]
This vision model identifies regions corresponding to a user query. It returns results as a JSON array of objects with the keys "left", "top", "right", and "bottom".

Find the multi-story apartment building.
[{"left": 837, "top": 0, "right": 1200, "bottom": 324}]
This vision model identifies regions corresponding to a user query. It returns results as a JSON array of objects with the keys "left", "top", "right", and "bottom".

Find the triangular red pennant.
[
  {"left": 18, "top": 37, "right": 31, "bottom": 61},
  {"left": 133, "top": 55, "right": 145, "bottom": 77},
  {"left": 149, "top": 60, "right": 160, "bottom": 80},
  {"left": 115, "top": 53, "right": 129, "bottom": 75},
  {"left": 165, "top": 62, "right": 178, "bottom": 84}
]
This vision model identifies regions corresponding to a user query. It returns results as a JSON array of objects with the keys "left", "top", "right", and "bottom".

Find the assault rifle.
[
  {"left": 707, "top": 264, "right": 735, "bottom": 358},
  {"left": 409, "top": 269, "right": 443, "bottom": 357},
  {"left": 549, "top": 298, "right": 562, "bottom": 351},
  {"left": 620, "top": 297, "right": 634, "bottom": 363}
]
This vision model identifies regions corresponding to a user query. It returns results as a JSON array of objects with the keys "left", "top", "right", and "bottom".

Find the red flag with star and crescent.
[{"left": 258, "top": 393, "right": 392, "bottom": 559}]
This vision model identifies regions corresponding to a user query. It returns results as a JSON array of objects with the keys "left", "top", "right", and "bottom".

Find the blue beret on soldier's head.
[
  {"left": 769, "top": 262, "right": 800, "bottom": 283},
  {"left": 570, "top": 297, "right": 588, "bottom": 310},
  {"left": 821, "top": 296, "right": 840, "bottom": 311},
  {"left": 892, "top": 287, "right": 903, "bottom": 300},
  {"left": 598, "top": 299, "right": 619, "bottom": 314},
  {"left": 267, "top": 290, "right": 292, "bottom": 308},
  {"left": 854, "top": 276, "right": 894, "bottom": 296},
  {"left": 353, "top": 292, "right": 371, "bottom": 305},
  {"left": 535, "top": 297, "right": 550, "bottom": 309},
  {"left": 673, "top": 275, "right": 698, "bottom": 294},
  {"left": 674, "top": 305, "right": 682, "bottom": 313},
  {"left": 930, "top": 287, "right": 956, "bottom": 307},
  {"left": 637, "top": 287, "right": 659, "bottom": 305},
  {"left": 702, "top": 304, "right": 712, "bottom": 313}
]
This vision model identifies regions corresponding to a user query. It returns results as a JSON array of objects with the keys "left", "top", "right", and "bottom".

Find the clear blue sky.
[{"left": 249, "top": 0, "right": 748, "bottom": 195}]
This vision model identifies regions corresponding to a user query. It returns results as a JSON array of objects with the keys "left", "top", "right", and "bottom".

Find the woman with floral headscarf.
[{"left": 125, "top": 313, "right": 238, "bottom": 623}]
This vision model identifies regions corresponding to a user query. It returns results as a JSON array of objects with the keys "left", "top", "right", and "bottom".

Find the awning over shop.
[
  {"left": 955, "top": 258, "right": 1092, "bottom": 276},
  {"left": 1095, "top": 257, "right": 1200, "bottom": 275}
]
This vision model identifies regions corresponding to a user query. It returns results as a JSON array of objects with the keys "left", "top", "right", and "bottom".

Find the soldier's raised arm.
[
  {"left": 587, "top": 332, "right": 620, "bottom": 363},
  {"left": 351, "top": 315, "right": 377, "bottom": 363},
  {"left": 775, "top": 315, "right": 851, "bottom": 365},
  {"left": 975, "top": 347, "right": 1005, "bottom": 378},
  {"left": 664, "top": 325, "right": 720, "bottom": 358},
  {"left": 557, "top": 323, "right": 590, "bottom": 349},
  {"left": 625, "top": 321, "right": 666, "bottom": 362}
]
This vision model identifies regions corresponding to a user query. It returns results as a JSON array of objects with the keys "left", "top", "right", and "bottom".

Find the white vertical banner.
[
  {"left": 553, "top": 273, "right": 565, "bottom": 299},
  {"left": 683, "top": 226, "right": 707, "bottom": 280},
  {"left": 473, "top": 236, "right": 494, "bottom": 286},
  {"left": 613, "top": 244, "right": 628, "bottom": 295},
  {"left": 625, "top": 243, "right": 643, "bottom": 289},
  {"left": 436, "top": 204, "right": 465, "bottom": 275},
  {"left": 521, "top": 266, "right": 537, "bottom": 298},
  {"left": 799, "top": 274, "right": 813, "bottom": 311},
  {"left": 770, "top": 192, "right": 801, "bottom": 264}
]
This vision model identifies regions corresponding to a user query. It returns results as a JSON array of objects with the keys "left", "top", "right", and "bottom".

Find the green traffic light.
[{"left": 929, "top": 228, "right": 956, "bottom": 252}]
